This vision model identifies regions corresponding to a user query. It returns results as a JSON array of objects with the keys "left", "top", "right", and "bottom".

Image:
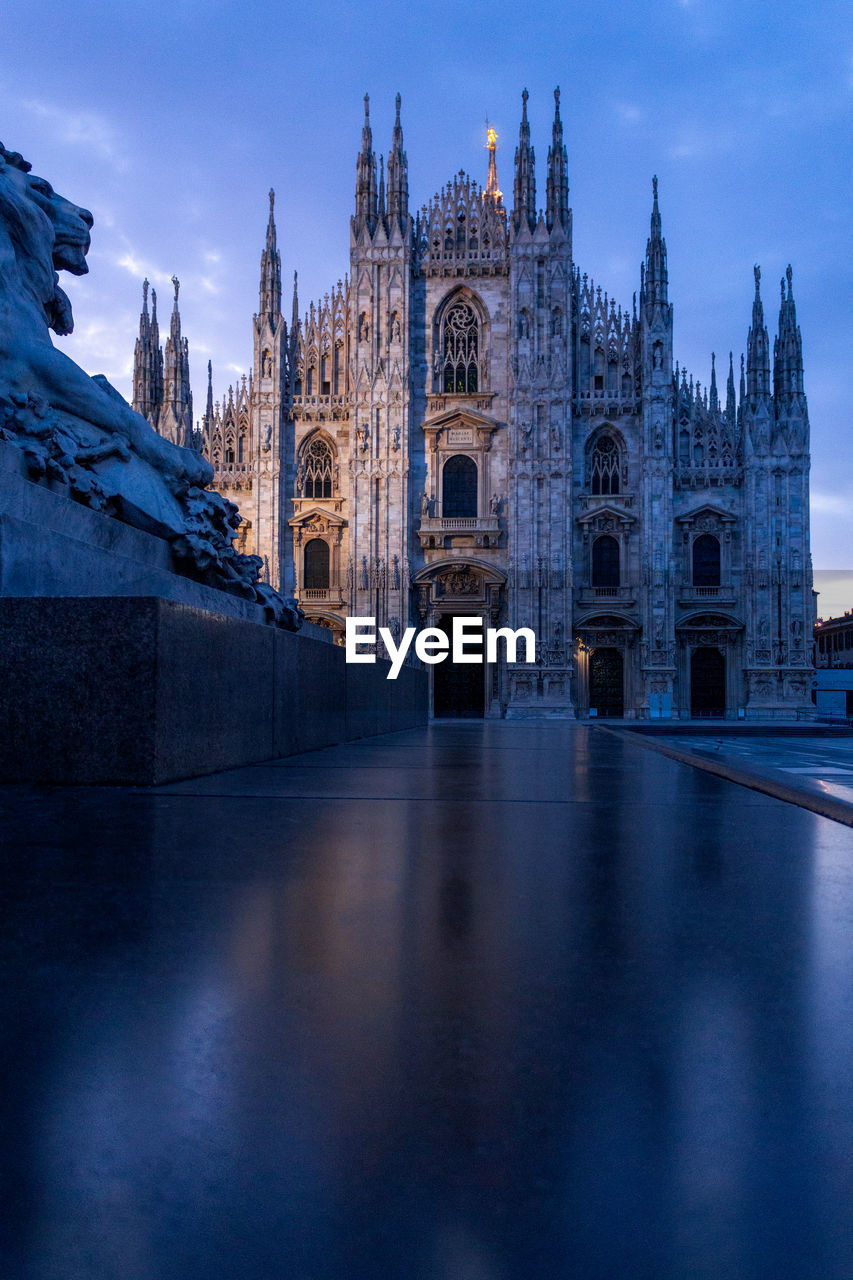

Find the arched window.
[
  {"left": 590, "top": 435, "right": 621, "bottom": 495},
  {"left": 302, "top": 436, "right": 334, "bottom": 500},
  {"left": 692, "top": 533, "right": 721, "bottom": 587},
  {"left": 442, "top": 454, "right": 478, "bottom": 518},
  {"left": 592, "top": 535, "right": 620, "bottom": 588},
  {"left": 442, "top": 301, "right": 479, "bottom": 393},
  {"left": 304, "top": 538, "right": 330, "bottom": 589}
]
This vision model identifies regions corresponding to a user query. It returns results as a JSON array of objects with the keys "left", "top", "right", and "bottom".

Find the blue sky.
[{"left": 2, "top": 0, "right": 852, "bottom": 590}]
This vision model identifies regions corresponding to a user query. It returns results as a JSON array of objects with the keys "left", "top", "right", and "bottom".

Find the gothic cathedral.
[{"left": 132, "top": 90, "right": 815, "bottom": 720}]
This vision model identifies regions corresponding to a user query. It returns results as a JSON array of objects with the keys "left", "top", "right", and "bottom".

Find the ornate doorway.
[
  {"left": 589, "top": 647, "right": 624, "bottom": 718},
  {"left": 690, "top": 646, "right": 726, "bottom": 717},
  {"left": 432, "top": 614, "right": 486, "bottom": 718}
]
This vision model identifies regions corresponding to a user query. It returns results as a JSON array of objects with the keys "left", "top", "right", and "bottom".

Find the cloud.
[
  {"left": 811, "top": 491, "right": 853, "bottom": 517},
  {"left": 114, "top": 250, "right": 173, "bottom": 290},
  {"left": 21, "top": 98, "right": 128, "bottom": 171}
]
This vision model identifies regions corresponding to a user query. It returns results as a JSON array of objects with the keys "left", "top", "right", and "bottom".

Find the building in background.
[
  {"left": 132, "top": 91, "right": 815, "bottom": 721},
  {"left": 813, "top": 612, "right": 853, "bottom": 720}
]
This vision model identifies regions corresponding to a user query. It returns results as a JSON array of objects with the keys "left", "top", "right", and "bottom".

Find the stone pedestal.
[{"left": 0, "top": 597, "right": 427, "bottom": 785}]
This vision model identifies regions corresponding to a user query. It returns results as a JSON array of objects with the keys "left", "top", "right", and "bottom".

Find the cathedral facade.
[{"left": 132, "top": 90, "right": 815, "bottom": 720}]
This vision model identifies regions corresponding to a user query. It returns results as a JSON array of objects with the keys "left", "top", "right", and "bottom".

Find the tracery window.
[
  {"left": 302, "top": 436, "right": 334, "bottom": 500},
  {"left": 590, "top": 435, "right": 621, "bottom": 495},
  {"left": 442, "top": 301, "right": 479, "bottom": 393}
]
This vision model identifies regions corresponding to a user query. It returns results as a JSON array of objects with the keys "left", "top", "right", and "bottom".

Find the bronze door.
[
  {"left": 589, "top": 647, "right": 624, "bottom": 718},
  {"left": 690, "top": 646, "right": 726, "bottom": 717}
]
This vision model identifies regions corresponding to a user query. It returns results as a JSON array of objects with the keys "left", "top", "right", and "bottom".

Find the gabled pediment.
[
  {"left": 676, "top": 503, "right": 736, "bottom": 525},
  {"left": 577, "top": 503, "right": 637, "bottom": 527},
  {"left": 421, "top": 405, "right": 503, "bottom": 434},
  {"left": 288, "top": 503, "right": 347, "bottom": 530}
]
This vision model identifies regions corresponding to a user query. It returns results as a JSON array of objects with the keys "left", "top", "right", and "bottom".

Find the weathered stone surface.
[{"left": 0, "top": 597, "right": 427, "bottom": 785}]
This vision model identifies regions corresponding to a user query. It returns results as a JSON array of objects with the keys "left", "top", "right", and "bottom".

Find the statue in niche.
[
  {"left": 0, "top": 141, "right": 301, "bottom": 628},
  {"left": 489, "top": 492, "right": 502, "bottom": 516}
]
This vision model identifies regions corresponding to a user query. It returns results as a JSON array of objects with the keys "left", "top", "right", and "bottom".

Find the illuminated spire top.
[{"left": 485, "top": 119, "right": 502, "bottom": 202}]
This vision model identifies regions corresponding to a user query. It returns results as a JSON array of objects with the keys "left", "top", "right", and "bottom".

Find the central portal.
[
  {"left": 690, "top": 646, "right": 726, "bottom": 717},
  {"left": 432, "top": 614, "right": 486, "bottom": 718}
]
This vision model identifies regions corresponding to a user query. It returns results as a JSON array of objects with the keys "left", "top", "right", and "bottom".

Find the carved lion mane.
[
  {"left": 0, "top": 142, "right": 211, "bottom": 489},
  {"left": 0, "top": 144, "right": 301, "bottom": 627}
]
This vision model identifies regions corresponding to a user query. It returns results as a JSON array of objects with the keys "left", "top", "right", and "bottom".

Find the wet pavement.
[
  {"left": 652, "top": 732, "right": 853, "bottom": 809},
  {"left": 2, "top": 721, "right": 853, "bottom": 1279}
]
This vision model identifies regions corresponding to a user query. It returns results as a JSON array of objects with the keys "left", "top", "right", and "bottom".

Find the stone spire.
[
  {"left": 773, "top": 264, "right": 804, "bottom": 398},
  {"left": 739, "top": 352, "right": 746, "bottom": 422},
  {"left": 289, "top": 270, "right": 300, "bottom": 375},
  {"left": 643, "top": 176, "right": 668, "bottom": 306},
  {"left": 258, "top": 188, "right": 282, "bottom": 321},
  {"left": 386, "top": 93, "right": 409, "bottom": 232},
  {"left": 746, "top": 264, "right": 770, "bottom": 397},
  {"left": 709, "top": 351, "right": 718, "bottom": 413},
  {"left": 161, "top": 275, "right": 193, "bottom": 447},
  {"left": 545, "top": 86, "right": 569, "bottom": 233},
  {"left": 291, "top": 270, "right": 300, "bottom": 332},
  {"left": 377, "top": 153, "right": 385, "bottom": 222},
  {"left": 204, "top": 359, "right": 214, "bottom": 428},
  {"left": 132, "top": 277, "right": 163, "bottom": 427},
  {"left": 512, "top": 88, "right": 536, "bottom": 233},
  {"left": 355, "top": 92, "right": 378, "bottom": 232},
  {"left": 726, "top": 351, "right": 736, "bottom": 423}
]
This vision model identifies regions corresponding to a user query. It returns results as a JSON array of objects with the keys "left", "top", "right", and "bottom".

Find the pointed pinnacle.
[{"left": 395, "top": 92, "right": 401, "bottom": 124}]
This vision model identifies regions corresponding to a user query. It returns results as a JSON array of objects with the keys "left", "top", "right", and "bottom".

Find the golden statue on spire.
[{"left": 484, "top": 118, "right": 502, "bottom": 202}]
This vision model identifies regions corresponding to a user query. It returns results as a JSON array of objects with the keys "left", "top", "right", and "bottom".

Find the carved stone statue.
[{"left": 0, "top": 143, "right": 300, "bottom": 628}]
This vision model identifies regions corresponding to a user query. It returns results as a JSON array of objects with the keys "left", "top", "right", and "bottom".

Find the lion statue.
[{"left": 0, "top": 142, "right": 300, "bottom": 627}]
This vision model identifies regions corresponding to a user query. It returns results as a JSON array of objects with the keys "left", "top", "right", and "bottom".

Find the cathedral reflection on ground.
[{"left": 2, "top": 723, "right": 852, "bottom": 1278}]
